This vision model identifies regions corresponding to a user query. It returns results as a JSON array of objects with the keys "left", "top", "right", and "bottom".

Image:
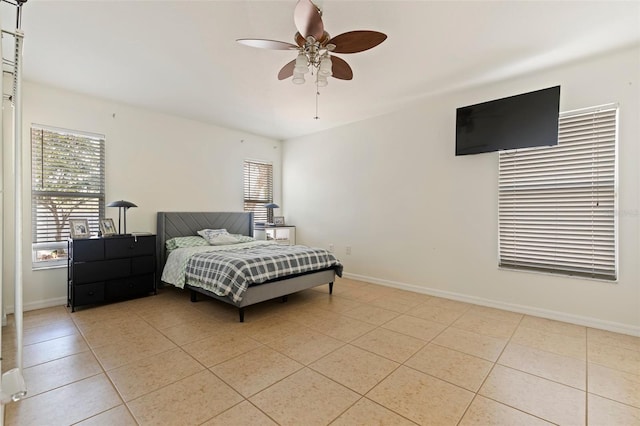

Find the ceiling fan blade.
[
  {"left": 278, "top": 60, "right": 296, "bottom": 80},
  {"left": 294, "top": 0, "right": 324, "bottom": 40},
  {"left": 329, "top": 31, "right": 387, "bottom": 54},
  {"left": 237, "top": 39, "right": 298, "bottom": 50},
  {"left": 330, "top": 56, "right": 353, "bottom": 80}
]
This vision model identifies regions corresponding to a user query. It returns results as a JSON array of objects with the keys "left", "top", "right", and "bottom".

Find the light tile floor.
[{"left": 2, "top": 277, "right": 639, "bottom": 425}]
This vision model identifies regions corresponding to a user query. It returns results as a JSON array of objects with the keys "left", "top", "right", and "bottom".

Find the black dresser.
[{"left": 67, "top": 234, "right": 156, "bottom": 311}]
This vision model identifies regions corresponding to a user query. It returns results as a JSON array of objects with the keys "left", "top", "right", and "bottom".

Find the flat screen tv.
[{"left": 455, "top": 86, "right": 560, "bottom": 156}]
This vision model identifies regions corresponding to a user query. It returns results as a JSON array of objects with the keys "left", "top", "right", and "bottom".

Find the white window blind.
[
  {"left": 31, "top": 125, "right": 105, "bottom": 245},
  {"left": 498, "top": 104, "right": 617, "bottom": 280},
  {"left": 243, "top": 159, "right": 273, "bottom": 224}
]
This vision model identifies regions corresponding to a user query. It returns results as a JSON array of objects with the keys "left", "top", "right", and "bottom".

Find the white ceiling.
[{"left": 8, "top": 1, "right": 640, "bottom": 140}]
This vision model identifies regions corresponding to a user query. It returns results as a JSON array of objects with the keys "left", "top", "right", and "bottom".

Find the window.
[
  {"left": 498, "top": 104, "right": 617, "bottom": 280},
  {"left": 31, "top": 125, "right": 105, "bottom": 268},
  {"left": 243, "top": 159, "right": 273, "bottom": 224}
]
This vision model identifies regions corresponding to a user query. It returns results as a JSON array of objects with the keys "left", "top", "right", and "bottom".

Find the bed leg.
[
  {"left": 190, "top": 290, "right": 197, "bottom": 303},
  {"left": 239, "top": 308, "right": 245, "bottom": 323},
  {"left": 329, "top": 281, "right": 334, "bottom": 295},
  {"left": 281, "top": 295, "right": 288, "bottom": 303}
]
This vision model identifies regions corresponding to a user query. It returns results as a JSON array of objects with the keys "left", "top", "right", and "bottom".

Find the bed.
[{"left": 156, "top": 212, "right": 341, "bottom": 322}]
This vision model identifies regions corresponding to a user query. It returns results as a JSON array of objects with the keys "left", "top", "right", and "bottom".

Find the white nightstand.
[{"left": 265, "top": 226, "right": 296, "bottom": 245}]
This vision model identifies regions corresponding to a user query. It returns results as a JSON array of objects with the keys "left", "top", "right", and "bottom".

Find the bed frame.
[{"left": 156, "top": 212, "right": 335, "bottom": 321}]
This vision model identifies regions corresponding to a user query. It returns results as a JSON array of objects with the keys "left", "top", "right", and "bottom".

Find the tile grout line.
[
  {"left": 6, "top": 280, "right": 638, "bottom": 425},
  {"left": 454, "top": 309, "right": 525, "bottom": 425},
  {"left": 585, "top": 327, "right": 590, "bottom": 426},
  {"left": 70, "top": 306, "right": 143, "bottom": 425}
]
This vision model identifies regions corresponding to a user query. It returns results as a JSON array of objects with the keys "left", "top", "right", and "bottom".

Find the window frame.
[
  {"left": 498, "top": 104, "right": 618, "bottom": 281},
  {"left": 32, "top": 241, "right": 67, "bottom": 269},
  {"left": 243, "top": 159, "right": 274, "bottom": 225},
  {"left": 31, "top": 124, "right": 105, "bottom": 269}
]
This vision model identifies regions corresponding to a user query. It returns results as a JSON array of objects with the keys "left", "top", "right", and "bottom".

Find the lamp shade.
[
  {"left": 107, "top": 200, "right": 137, "bottom": 209},
  {"left": 264, "top": 203, "right": 279, "bottom": 209}
]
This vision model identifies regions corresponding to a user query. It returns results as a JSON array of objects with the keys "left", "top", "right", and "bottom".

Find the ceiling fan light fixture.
[
  {"left": 237, "top": 0, "right": 387, "bottom": 118},
  {"left": 319, "top": 56, "right": 332, "bottom": 76},
  {"left": 317, "top": 74, "right": 328, "bottom": 87},
  {"left": 294, "top": 64, "right": 309, "bottom": 74},
  {"left": 294, "top": 64, "right": 310, "bottom": 74},
  {"left": 294, "top": 52, "right": 310, "bottom": 74},
  {"left": 292, "top": 72, "right": 306, "bottom": 84}
]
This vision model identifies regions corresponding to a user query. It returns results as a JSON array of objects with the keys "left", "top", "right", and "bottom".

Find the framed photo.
[
  {"left": 100, "top": 218, "right": 117, "bottom": 236},
  {"left": 274, "top": 216, "right": 285, "bottom": 226},
  {"left": 69, "top": 219, "right": 90, "bottom": 239}
]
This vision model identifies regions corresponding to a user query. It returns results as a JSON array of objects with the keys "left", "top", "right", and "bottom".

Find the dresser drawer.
[
  {"left": 71, "top": 239, "right": 104, "bottom": 262},
  {"left": 105, "top": 236, "right": 155, "bottom": 259},
  {"left": 74, "top": 282, "right": 105, "bottom": 306},
  {"left": 106, "top": 274, "right": 155, "bottom": 300},
  {"left": 132, "top": 255, "right": 155, "bottom": 275},
  {"left": 74, "top": 259, "right": 131, "bottom": 284}
]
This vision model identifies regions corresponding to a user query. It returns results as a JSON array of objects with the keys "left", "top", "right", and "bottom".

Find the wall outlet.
[
  {"left": 328, "top": 244, "right": 334, "bottom": 252},
  {"left": 346, "top": 246, "right": 351, "bottom": 255}
]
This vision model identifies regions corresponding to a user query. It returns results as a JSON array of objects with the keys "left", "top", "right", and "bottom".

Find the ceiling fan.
[{"left": 237, "top": 0, "right": 387, "bottom": 88}]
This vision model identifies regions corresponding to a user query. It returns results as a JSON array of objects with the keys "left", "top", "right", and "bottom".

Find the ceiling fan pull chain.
[{"left": 315, "top": 86, "right": 320, "bottom": 120}]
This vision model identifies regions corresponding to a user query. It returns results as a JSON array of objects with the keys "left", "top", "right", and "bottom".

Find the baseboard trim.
[
  {"left": 3, "top": 296, "right": 67, "bottom": 316},
  {"left": 343, "top": 272, "right": 640, "bottom": 337},
  {"left": 6, "top": 275, "right": 639, "bottom": 337}
]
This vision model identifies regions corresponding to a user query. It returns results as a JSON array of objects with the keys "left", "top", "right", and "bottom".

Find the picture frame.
[
  {"left": 69, "top": 219, "right": 90, "bottom": 239},
  {"left": 274, "top": 216, "right": 285, "bottom": 226},
  {"left": 100, "top": 218, "right": 117, "bottom": 236}
]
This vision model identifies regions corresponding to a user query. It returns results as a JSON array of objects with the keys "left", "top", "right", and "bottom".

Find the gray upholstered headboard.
[{"left": 156, "top": 211, "right": 254, "bottom": 281}]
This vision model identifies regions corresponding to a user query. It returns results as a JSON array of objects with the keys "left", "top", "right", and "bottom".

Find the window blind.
[
  {"left": 498, "top": 104, "right": 617, "bottom": 280},
  {"left": 31, "top": 126, "right": 105, "bottom": 243},
  {"left": 243, "top": 159, "right": 273, "bottom": 224}
]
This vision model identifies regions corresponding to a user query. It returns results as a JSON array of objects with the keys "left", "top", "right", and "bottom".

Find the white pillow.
[{"left": 197, "top": 229, "right": 240, "bottom": 245}]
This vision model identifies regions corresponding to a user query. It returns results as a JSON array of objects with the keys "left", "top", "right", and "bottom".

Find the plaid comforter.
[{"left": 184, "top": 243, "right": 342, "bottom": 303}]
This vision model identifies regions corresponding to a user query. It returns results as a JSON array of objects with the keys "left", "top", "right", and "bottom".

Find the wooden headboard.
[{"left": 156, "top": 211, "right": 254, "bottom": 281}]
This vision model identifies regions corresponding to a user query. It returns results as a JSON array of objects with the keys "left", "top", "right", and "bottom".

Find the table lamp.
[
  {"left": 265, "top": 203, "right": 279, "bottom": 225},
  {"left": 106, "top": 200, "right": 137, "bottom": 234}
]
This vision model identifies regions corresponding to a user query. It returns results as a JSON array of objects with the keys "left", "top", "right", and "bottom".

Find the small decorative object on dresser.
[
  {"left": 99, "top": 218, "right": 117, "bottom": 236},
  {"left": 69, "top": 219, "right": 90, "bottom": 239},
  {"left": 274, "top": 216, "right": 285, "bottom": 226}
]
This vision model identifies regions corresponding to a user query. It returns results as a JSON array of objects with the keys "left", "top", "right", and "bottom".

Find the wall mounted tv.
[{"left": 455, "top": 86, "right": 560, "bottom": 156}]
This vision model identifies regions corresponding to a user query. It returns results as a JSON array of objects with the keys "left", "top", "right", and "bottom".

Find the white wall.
[
  {"left": 2, "top": 81, "right": 282, "bottom": 311},
  {"left": 2, "top": 48, "right": 638, "bottom": 335},
  {"left": 283, "top": 46, "right": 640, "bottom": 335}
]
